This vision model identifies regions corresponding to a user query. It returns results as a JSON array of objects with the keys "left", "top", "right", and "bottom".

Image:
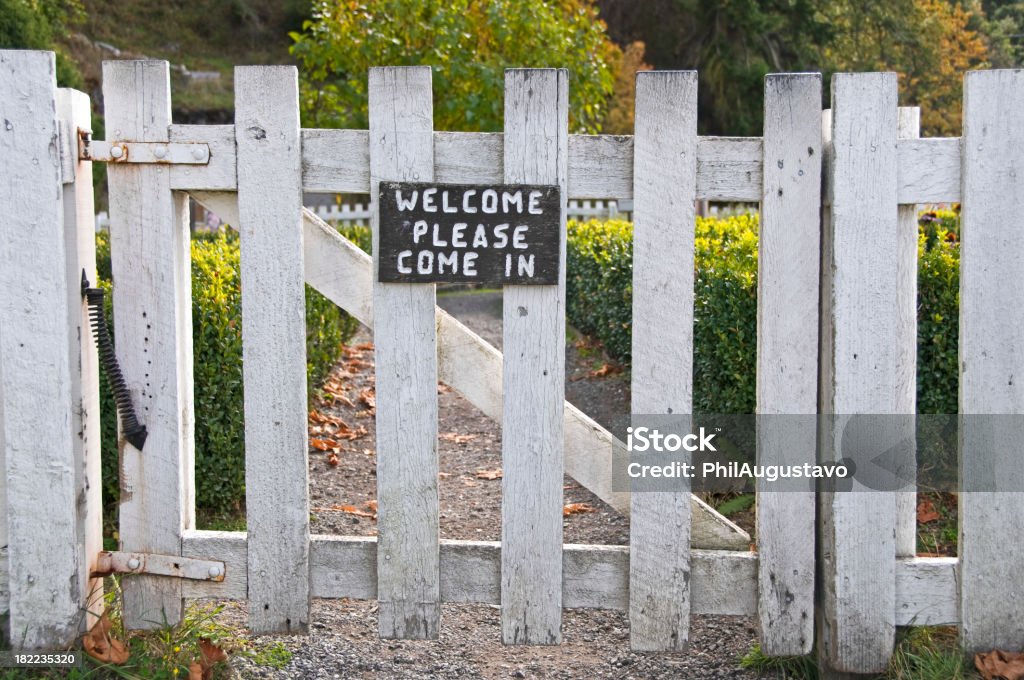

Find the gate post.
[
  {"left": 103, "top": 60, "right": 194, "bottom": 630},
  {"left": 0, "top": 49, "right": 86, "bottom": 648}
]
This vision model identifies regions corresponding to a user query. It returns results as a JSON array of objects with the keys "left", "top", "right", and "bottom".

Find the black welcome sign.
[{"left": 376, "top": 182, "right": 561, "bottom": 285}]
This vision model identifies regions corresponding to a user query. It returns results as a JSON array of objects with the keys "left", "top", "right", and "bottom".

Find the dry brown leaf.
[
  {"left": 355, "top": 409, "right": 374, "bottom": 419},
  {"left": 333, "top": 504, "right": 375, "bottom": 518},
  {"left": 441, "top": 432, "right": 477, "bottom": 444},
  {"left": 346, "top": 358, "right": 373, "bottom": 371},
  {"left": 563, "top": 502, "right": 597, "bottom": 516},
  {"left": 439, "top": 472, "right": 451, "bottom": 479},
  {"left": 587, "top": 363, "right": 622, "bottom": 378},
  {"left": 365, "top": 499, "right": 378, "bottom": 512},
  {"left": 327, "top": 452, "right": 340, "bottom": 466},
  {"left": 359, "top": 388, "right": 376, "bottom": 410},
  {"left": 437, "top": 383, "right": 451, "bottom": 394},
  {"left": 475, "top": 468, "right": 503, "bottom": 480},
  {"left": 355, "top": 342, "right": 374, "bottom": 351},
  {"left": 310, "top": 438, "right": 340, "bottom": 452},
  {"left": 82, "top": 612, "right": 129, "bottom": 665},
  {"left": 917, "top": 499, "right": 941, "bottom": 524},
  {"left": 976, "top": 649, "right": 1024, "bottom": 680}
]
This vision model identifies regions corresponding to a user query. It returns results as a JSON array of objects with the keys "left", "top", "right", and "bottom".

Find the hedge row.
[
  {"left": 97, "top": 227, "right": 365, "bottom": 513},
  {"left": 566, "top": 211, "right": 960, "bottom": 415}
]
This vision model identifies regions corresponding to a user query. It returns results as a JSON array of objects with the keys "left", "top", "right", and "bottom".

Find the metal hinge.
[
  {"left": 93, "top": 551, "right": 226, "bottom": 582},
  {"left": 78, "top": 130, "right": 210, "bottom": 165}
]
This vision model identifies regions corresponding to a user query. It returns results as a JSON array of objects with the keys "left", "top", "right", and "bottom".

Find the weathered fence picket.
[
  {"left": 756, "top": 72, "right": 821, "bottom": 656},
  {"left": 235, "top": 65, "right": 310, "bottom": 634},
  {"left": 628, "top": 70, "right": 698, "bottom": 652},
  {"left": 895, "top": 106, "right": 920, "bottom": 560},
  {"left": 103, "top": 60, "right": 196, "bottom": 630},
  {"left": 818, "top": 73, "right": 899, "bottom": 673},
  {"left": 500, "top": 68, "right": 569, "bottom": 646},
  {"left": 57, "top": 85, "right": 105, "bottom": 629},
  {"left": 6, "top": 49, "right": 1024, "bottom": 674},
  {"left": 959, "top": 69, "right": 1024, "bottom": 652},
  {"left": 0, "top": 50, "right": 87, "bottom": 649},
  {"left": 368, "top": 66, "right": 441, "bottom": 640}
]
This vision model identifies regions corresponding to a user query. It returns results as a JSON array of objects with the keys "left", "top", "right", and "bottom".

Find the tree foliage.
[
  {"left": 0, "top": 0, "right": 84, "bottom": 87},
  {"left": 598, "top": 0, "right": 991, "bottom": 136},
  {"left": 290, "top": 0, "right": 620, "bottom": 133},
  {"left": 824, "top": 0, "right": 989, "bottom": 135}
]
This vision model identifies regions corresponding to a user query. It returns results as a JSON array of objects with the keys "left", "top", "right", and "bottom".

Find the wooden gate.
[{"left": 2, "top": 48, "right": 1023, "bottom": 675}]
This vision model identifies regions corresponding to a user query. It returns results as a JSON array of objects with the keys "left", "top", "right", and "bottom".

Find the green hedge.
[
  {"left": 97, "top": 227, "right": 366, "bottom": 514},
  {"left": 566, "top": 212, "right": 960, "bottom": 415}
]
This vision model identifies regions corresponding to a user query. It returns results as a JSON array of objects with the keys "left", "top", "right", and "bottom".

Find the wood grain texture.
[
  {"left": 959, "top": 69, "right": 1024, "bottom": 653},
  {"left": 188, "top": 194, "right": 750, "bottom": 550},
  {"left": 181, "top": 531, "right": 758, "bottom": 614},
  {"left": 0, "top": 50, "right": 81, "bottom": 648},
  {"left": 176, "top": 127, "right": 950, "bottom": 205},
  {"left": 180, "top": 533, "right": 957, "bottom": 627},
  {"left": 629, "top": 70, "right": 698, "bottom": 652},
  {"left": 368, "top": 66, "right": 440, "bottom": 640},
  {"left": 169, "top": 124, "right": 236, "bottom": 191},
  {"left": 895, "top": 108, "right": 920, "bottom": 559},
  {"left": 895, "top": 557, "right": 958, "bottom": 627},
  {"left": 818, "top": 73, "right": 898, "bottom": 674},
  {"left": 896, "top": 138, "right": 960, "bottom": 204},
  {"left": 756, "top": 73, "right": 820, "bottom": 656},
  {"left": 103, "top": 59, "right": 194, "bottom": 631},
  {"left": 234, "top": 65, "right": 309, "bottom": 634},
  {"left": 501, "top": 68, "right": 568, "bottom": 646},
  {"left": 58, "top": 87, "right": 105, "bottom": 627}
]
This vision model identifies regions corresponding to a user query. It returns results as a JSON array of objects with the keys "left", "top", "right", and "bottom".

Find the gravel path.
[{"left": 221, "top": 290, "right": 762, "bottom": 679}]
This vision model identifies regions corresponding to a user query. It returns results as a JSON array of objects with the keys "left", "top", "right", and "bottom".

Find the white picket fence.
[
  {"left": 95, "top": 197, "right": 632, "bottom": 231},
  {"left": 1, "top": 49, "right": 1022, "bottom": 675}
]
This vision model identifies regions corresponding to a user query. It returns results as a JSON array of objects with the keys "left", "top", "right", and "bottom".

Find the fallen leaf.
[
  {"left": 355, "top": 409, "right": 374, "bottom": 419},
  {"left": 310, "top": 438, "right": 340, "bottom": 452},
  {"left": 437, "top": 383, "right": 451, "bottom": 394},
  {"left": 359, "top": 388, "right": 376, "bottom": 410},
  {"left": 346, "top": 358, "right": 373, "bottom": 371},
  {"left": 439, "top": 472, "right": 451, "bottom": 479},
  {"left": 327, "top": 452, "right": 340, "bottom": 466},
  {"left": 976, "top": 649, "right": 1024, "bottom": 680},
  {"left": 355, "top": 342, "right": 374, "bottom": 351},
  {"left": 441, "top": 432, "right": 477, "bottom": 444},
  {"left": 193, "top": 638, "right": 228, "bottom": 680},
  {"left": 563, "top": 502, "right": 596, "bottom": 516},
  {"left": 587, "top": 363, "right": 622, "bottom": 378},
  {"left": 917, "top": 499, "right": 941, "bottom": 524},
  {"left": 82, "top": 612, "right": 129, "bottom": 665},
  {"left": 475, "top": 468, "right": 503, "bottom": 480},
  {"left": 365, "top": 499, "right": 378, "bottom": 512},
  {"left": 334, "top": 504, "right": 375, "bottom": 518}
]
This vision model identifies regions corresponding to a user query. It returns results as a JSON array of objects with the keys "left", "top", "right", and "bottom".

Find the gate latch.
[
  {"left": 79, "top": 131, "right": 210, "bottom": 165},
  {"left": 93, "top": 551, "right": 226, "bottom": 582}
]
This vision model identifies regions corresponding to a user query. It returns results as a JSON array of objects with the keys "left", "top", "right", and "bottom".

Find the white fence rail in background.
[{"left": 2, "top": 49, "right": 1022, "bottom": 676}]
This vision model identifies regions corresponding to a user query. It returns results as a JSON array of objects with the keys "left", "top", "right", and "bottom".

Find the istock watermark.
[{"left": 610, "top": 414, "right": 1024, "bottom": 493}]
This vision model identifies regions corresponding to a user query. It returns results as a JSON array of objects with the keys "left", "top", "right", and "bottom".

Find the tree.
[
  {"left": 0, "top": 0, "right": 84, "bottom": 87},
  {"left": 597, "top": 0, "right": 835, "bottom": 135},
  {"left": 289, "top": 0, "right": 620, "bottom": 133},
  {"left": 824, "top": 0, "right": 989, "bottom": 135}
]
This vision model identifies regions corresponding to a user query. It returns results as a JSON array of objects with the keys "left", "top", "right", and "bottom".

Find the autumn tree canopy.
[{"left": 290, "top": 0, "right": 620, "bottom": 133}]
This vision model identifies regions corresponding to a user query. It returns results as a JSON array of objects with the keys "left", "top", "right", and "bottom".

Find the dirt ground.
[{"left": 223, "top": 290, "right": 762, "bottom": 679}]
